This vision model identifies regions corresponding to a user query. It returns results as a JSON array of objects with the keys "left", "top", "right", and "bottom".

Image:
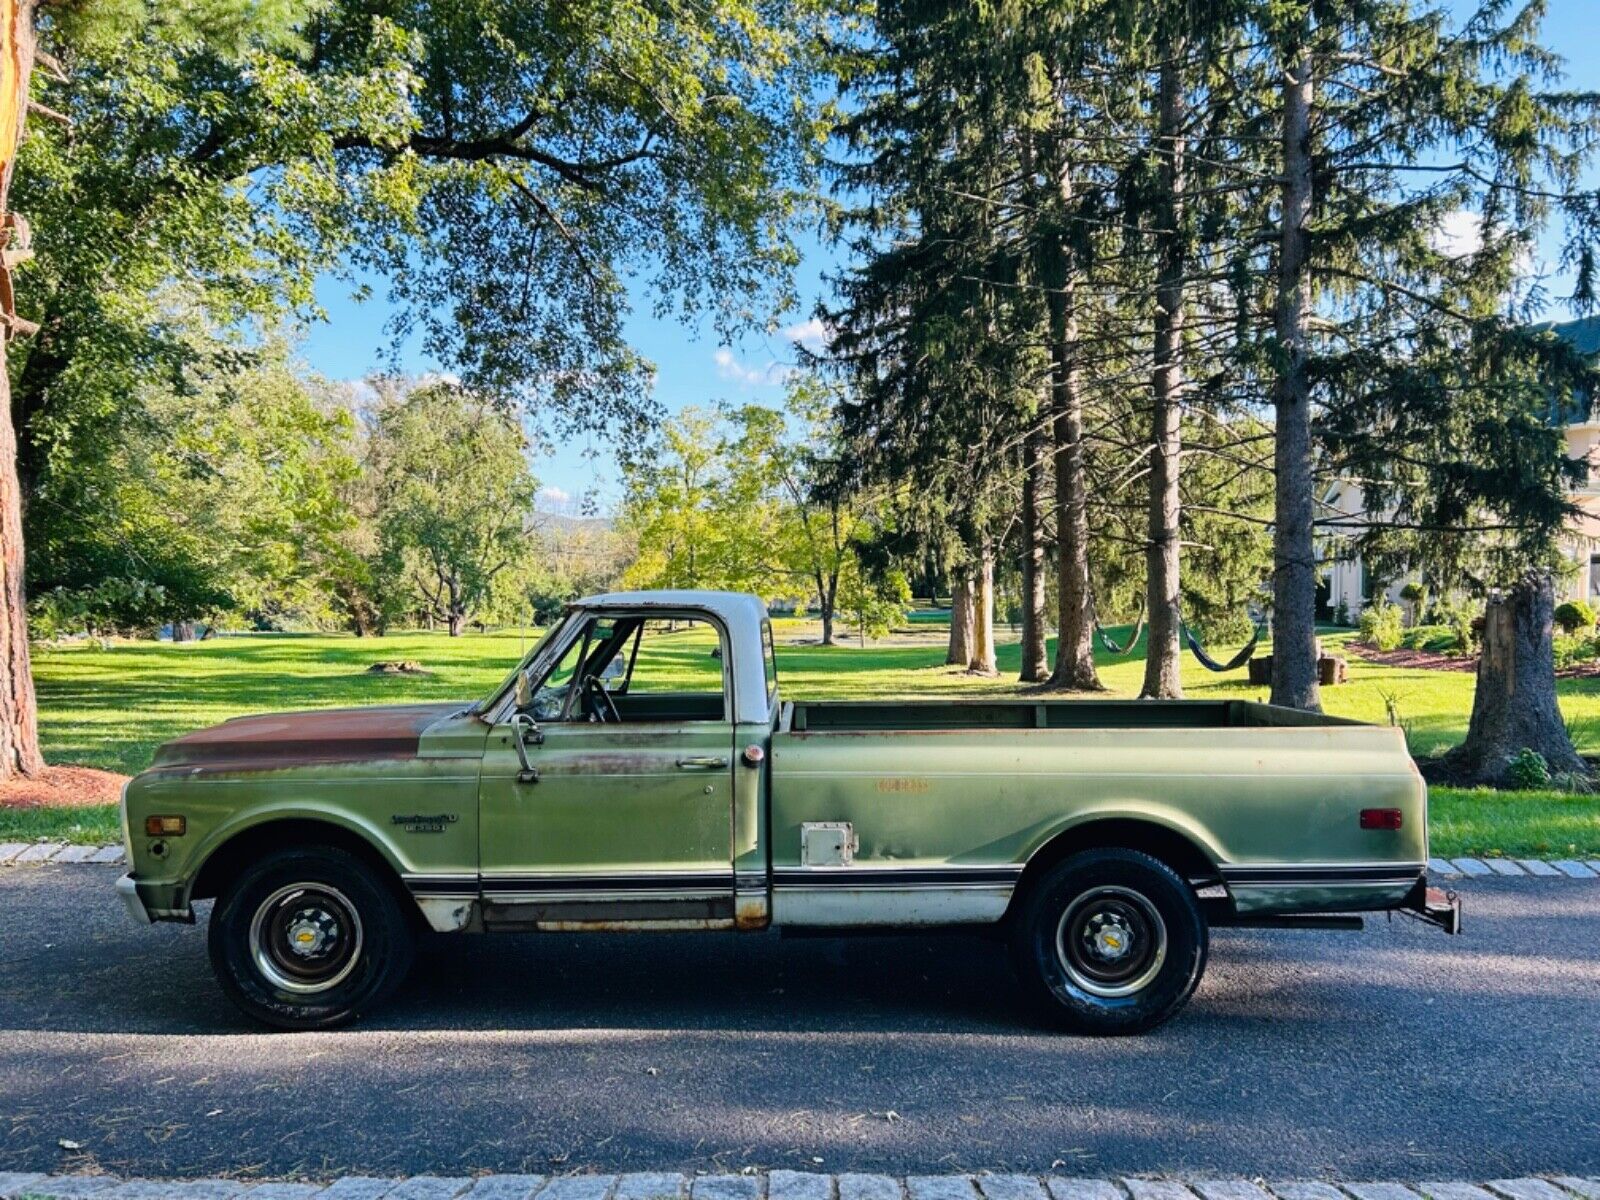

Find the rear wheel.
[
  {"left": 208, "top": 845, "right": 415, "bottom": 1030},
  {"left": 1010, "top": 847, "right": 1207, "bottom": 1034}
]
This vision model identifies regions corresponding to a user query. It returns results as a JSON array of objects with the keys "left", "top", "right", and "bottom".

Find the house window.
[{"left": 1589, "top": 554, "right": 1600, "bottom": 597}]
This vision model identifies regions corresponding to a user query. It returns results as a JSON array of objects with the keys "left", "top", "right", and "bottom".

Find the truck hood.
[{"left": 150, "top": 702, "right": 467, "bottom": 771}]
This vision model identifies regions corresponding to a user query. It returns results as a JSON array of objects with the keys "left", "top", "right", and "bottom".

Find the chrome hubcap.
[
  {"left": 1056, "top": 885, "right": 1168, "bottom": 998},
  {"left": 250, "top": 883, "right": 364, "bottom": 995}
]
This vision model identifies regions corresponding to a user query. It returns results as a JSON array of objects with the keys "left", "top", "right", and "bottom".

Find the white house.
[{"left": 1317, "top": 316, "right": 1600, "bottom": 620}]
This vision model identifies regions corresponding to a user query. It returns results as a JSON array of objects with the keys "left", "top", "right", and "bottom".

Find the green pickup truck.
[{"left": 118, "top": 589, "right": 1459, "bottom": 1034}]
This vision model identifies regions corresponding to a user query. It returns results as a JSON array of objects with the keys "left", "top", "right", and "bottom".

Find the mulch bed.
[
  {"left": 0, "top": 765, "right": 129, "bottom": 810},
  {"left": 1345, "top": 640, "right": 1600, "bottom": 680},
  {"left": 1344, "top": 643, "right": 1478, "bottom": 673}
]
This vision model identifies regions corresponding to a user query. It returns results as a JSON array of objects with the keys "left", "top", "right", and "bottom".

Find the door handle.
[{"left": 676, "top": 756, "right": 730, "bottom": 770}]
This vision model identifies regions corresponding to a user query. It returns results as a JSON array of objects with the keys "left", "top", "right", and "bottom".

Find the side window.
[
  {"left": 761, "top": 620, "right": 778, "bottom": 705},
  {"left": 625, "top": 619, "right": 726, "bottom": 697},
  {"left": 524, "top": 613, "right": 730, "bottom": 724},
  {"left": 528, "top": 618, "right": 612, "bottom": 721}
]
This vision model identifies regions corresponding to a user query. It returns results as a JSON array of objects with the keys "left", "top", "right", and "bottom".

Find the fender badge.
[{"left": 392, "top": 813, "right": 459, "bottom": 834}]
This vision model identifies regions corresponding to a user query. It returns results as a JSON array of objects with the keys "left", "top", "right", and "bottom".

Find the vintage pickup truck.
[{"left": 118, "top": 589, "right": 1459, "bottom": 1033}]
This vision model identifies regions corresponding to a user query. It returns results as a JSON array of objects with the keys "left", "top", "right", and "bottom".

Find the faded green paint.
[{"left": 119, "top": 594, "right": 1429, "bottom": 932}]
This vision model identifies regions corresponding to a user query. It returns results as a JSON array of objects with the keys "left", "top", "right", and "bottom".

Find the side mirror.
[
  {"left": 510, "top": 712, "right": 543, "bottom": 784},
  {"left": 514, "top": 669, "right": 534, "bottom": 711}
]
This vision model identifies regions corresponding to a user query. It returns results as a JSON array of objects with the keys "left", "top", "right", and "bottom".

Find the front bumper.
[
  {"left": 116, "top": 873, "right": 151, "bottom": 925},
  {"left": 116, "top": 874, "right": 195, "bottom": 924}
]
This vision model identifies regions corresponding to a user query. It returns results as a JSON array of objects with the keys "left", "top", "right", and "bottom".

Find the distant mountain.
[{"left": 532, "top": 509, "right": 614, "bottom": 534}]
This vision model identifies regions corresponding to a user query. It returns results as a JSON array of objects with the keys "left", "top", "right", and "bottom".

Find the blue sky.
[{"left": 297, "top": 0, "right": 1599, "bottom": 512}]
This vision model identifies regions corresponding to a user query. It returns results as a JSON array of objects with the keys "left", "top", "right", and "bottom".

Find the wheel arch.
[
  {"left": 189, "top": 817, "right": 414, "bottom": 918},
  {"left": 1006, "top": 815, "right": 1221, "bottom": 922}
]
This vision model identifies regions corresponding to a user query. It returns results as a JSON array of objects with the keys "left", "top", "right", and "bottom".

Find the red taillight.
[{"left": 1360, "top": 808, "right": 1403, "bottom": 830}]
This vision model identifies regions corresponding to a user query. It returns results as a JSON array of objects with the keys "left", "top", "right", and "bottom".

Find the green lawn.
[{"left": 7, "top": 615, "right": 1597, "bottom": 858}]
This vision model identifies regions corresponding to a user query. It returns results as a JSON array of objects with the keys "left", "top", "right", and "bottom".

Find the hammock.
[
  {"left": 1093, "top": 595, "right": 1146, "bottom": 656},
  {"left": 1180, "top": 612, "right": 1268, "bottom": 673}
]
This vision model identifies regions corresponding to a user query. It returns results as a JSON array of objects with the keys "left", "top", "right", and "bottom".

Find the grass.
[
  {"left": 0, "top": 805, "right": 122, "bottom": 847},
  {"left": 6, "top": 613, "right": 1597, "bottom": 857},
  {"left": 1429, "top": 787, "right": 1600, "bottom": 860}
]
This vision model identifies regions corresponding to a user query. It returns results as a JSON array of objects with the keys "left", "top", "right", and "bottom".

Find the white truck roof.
[{"left": 572, "top": 590, "right": 774, "bottom": 724}]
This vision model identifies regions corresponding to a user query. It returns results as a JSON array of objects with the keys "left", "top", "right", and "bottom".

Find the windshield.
[{"left": 468, "top": 609, "right": 580, "bottom": 716}]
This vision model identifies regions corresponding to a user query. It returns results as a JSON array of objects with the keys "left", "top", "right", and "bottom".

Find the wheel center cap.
[
  {"left": 287, "top": 919, "right": 329, "bottom": 957},
  {"left": 1093, "top": 925, "right": 1131, "bottom": 959}
]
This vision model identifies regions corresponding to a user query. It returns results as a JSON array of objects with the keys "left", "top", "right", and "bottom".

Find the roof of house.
[{"left": 1540, "top": 315, "right": 1600, "bottom": 359}]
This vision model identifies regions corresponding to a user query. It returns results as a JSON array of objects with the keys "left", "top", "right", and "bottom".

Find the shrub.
[
  {"left": 1554, "top": 599, "right": 1597, "bottom": 635},
  {"left": 1357, "top": 599, "right": 1404, "bottom": 651},
  {"left": 1552, "top": 633, "right": 1600, "bottom": 670},
  {"left": 1506, "top": 748, "right": 1552, "bottom": 790}
]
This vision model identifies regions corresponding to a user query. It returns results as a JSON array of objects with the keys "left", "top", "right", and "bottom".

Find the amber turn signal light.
[
  {"left": 1359, "top": 808, "right": 1402, "bottom": 830},
  {"left": 145, "top": 815, "right": 186, "bottom": 837}
]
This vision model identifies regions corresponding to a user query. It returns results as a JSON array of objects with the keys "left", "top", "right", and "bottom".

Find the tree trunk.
[
  {"left": 1140, "top": 45, "right": 1187, "bottom": 701},
  {"left": 1044, "top": 162, "right": 1102, "bottom": 691},
  {"left": 818, "top": 571, "right": 837, "bottom": 646},
  {"left": 967, "top": 540, "right": 998, "bottom": 676},
  {"left": 1268, "top": 26, "right": 1323, "bottom": 712},
  {"left": 172, "top": 620, "right": 196, "bottom": 643},
  {"left": 1444, "top": 572, "right": 1587, "bottom": 784},
  {"left": 0, "top": 0, "right": 42, "bottom": 781},
  {"left": 947, "top": 570, "right": 974, "bottom": 666},
  {"left": 1019, "top": 429, "right": 1050, "bottom": 683}
]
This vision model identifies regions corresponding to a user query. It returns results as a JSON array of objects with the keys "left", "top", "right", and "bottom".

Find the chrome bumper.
[{"left": 116, "top": 873, "right": 152, "bottom": 925}]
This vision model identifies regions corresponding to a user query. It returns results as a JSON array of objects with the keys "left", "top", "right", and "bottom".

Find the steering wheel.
[{"left": 582, "top": 675, "right": 621, "bottom": 724}]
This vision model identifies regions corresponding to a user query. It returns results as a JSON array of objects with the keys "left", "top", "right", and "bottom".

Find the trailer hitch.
[{"left": 1401, "top": 878, "right": 1462, "bottom": 935}]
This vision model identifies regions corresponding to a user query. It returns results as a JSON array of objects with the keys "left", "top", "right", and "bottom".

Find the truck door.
[{"left": 477, "top": 611, "right": 738, "bottom": 928}]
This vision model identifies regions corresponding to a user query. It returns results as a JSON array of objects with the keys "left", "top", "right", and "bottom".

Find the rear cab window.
[{"left": 761, "top": 619, "right": 779, "bottom": 707}]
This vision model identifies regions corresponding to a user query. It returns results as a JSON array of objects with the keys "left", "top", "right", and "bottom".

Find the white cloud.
[
  {"left": 713, "top": 347, "right": 793, "bottom": 387},
  {"left": 537, "top": 485, "right": 572, "bottom": 506},
  {"left": 782, "top": 317, "right": 831, "bottom": 354},
  {"left": 1431, "top": 209, "right": 1484, "bottom": 259}
]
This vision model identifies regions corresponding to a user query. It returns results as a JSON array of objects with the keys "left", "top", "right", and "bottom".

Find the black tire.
[
  {"left": 207, "top": 845, "right": 416, "bottom": 1030},
  {"left": 1010, "top": 847, "right": 1207, "bottom": 1035}
]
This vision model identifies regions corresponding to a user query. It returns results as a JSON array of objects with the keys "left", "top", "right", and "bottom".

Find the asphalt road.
[{"left": 1, "top": 867, "right": 1597, "bottom": 1183}]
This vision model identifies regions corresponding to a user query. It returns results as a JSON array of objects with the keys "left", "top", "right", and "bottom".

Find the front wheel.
[
  {"left": 1010, "top": 847, "right": 1207, "bottom": 1035},
  {"left": 208, "top": 846, "right": 416, "bottom": 1030}
]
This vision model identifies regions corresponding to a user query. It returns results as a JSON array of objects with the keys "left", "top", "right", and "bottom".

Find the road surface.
[{"left": 1, "top": 867, "right": 1596, "bottom": 1181}]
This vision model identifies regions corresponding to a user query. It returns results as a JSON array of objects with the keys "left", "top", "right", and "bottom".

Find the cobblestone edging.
[
  {"left": 11, "top": 845, "right": 1600, "bottom": 878},
  {"left": 0, "top": 1173, "right": 1596, "bottom": 1200},
  {"left": 0, "top": 843, "right": 125, "bottom": 866},
  {"left": 1427, "top": 856, "right": 1600, "bottom": 879}
]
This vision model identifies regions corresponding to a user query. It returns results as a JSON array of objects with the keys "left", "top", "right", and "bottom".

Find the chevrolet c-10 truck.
[{"left": 118, "top": 589, "right": 1460, "bottom": 1033}]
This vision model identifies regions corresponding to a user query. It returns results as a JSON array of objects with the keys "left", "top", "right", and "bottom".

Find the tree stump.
[{"left": 1441, "top": 571, "right": 1587, "bottom": 785}]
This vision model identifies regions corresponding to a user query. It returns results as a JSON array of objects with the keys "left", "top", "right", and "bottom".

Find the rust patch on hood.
[{"left": 151, "top": 703, "right": 465, "bottom": 770}]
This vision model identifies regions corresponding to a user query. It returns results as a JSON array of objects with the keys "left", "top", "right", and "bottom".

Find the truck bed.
[
  {"left": 785, "top": 697, "right": 1360, "bottom": 732},
  {"left": 769, "top": 696, "right": 1425, "bottom": 928}
]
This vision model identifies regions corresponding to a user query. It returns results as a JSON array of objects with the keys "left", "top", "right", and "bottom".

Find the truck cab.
[{"left": 471, "top": 591, "right": 778, "bottom": 932}]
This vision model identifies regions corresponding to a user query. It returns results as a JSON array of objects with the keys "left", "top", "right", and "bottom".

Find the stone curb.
[
  {"left": 1427, "top": 856, "right": 1600, "bottom": 879},
  {"left": 3, "top": 844, "right": 1600, "bottom": 878},
  {"left": 0, "top": 843, "right": 124, "bottom": 866},
  {"left": 0, "top": 1174, "right": 1597, "bottom": 1200}
]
